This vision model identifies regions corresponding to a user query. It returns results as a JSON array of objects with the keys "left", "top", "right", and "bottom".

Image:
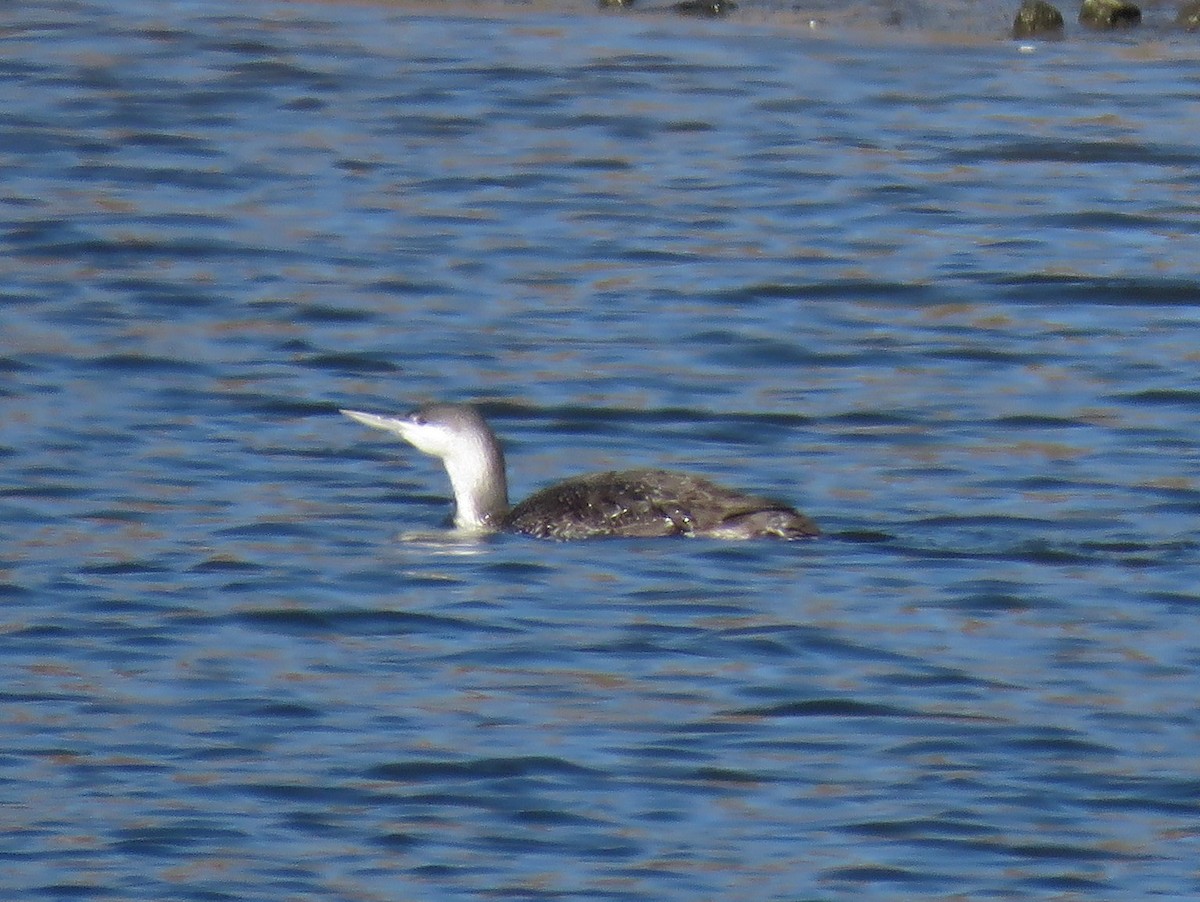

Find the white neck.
[{"left": 442, "top": 433, "right": 508, "bottom": 531}]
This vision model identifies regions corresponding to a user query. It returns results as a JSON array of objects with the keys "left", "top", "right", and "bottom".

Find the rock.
[
  {"left": 672, "top": 0, "right": 737, "bottom": 16},
  {"left": 1078, "top": 0, "right": 1141, "bottom": 28},
  {"left": 1013, "top": 0, "right": 1065, "bottom": 37},
  {"left": 1177, "top": 0, "right": 1200, "bottom": 29}
]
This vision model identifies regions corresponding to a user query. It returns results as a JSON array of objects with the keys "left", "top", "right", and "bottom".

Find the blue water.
[{"left": 3, "top": 0, "right": 1199, "bottom": 899}]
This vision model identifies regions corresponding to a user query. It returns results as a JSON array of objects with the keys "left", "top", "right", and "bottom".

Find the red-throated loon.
[{"left": 341, "top": 403, "right": 819, "bottom": 540}]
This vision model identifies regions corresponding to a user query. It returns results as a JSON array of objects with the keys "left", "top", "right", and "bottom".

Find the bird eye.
[{"left": 412, "top": 414, "right": 426, "bottom": 426}]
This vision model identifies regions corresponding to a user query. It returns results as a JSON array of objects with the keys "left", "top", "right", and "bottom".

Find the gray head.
[{"left": 341, "top": 403, "right": 509, "bottom": 531}]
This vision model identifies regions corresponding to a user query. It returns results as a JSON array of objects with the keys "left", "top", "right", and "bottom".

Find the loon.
[{"left": 340, "top": 403, "right": 819, "bottom": 540}]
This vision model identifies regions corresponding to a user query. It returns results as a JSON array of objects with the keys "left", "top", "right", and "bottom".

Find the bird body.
[{"left": 341, "top": 403, "right": 818, "bottom": 540}]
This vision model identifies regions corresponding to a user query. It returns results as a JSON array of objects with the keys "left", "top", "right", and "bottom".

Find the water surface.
[{"left": 2, "top": 1, "right": 1199, "bottom": 899}]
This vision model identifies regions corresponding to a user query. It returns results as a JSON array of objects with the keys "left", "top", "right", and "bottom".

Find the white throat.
[
  {"left": 341, "top": 406, "right": 509, "bottom": 533},
  {"left": 442, "top": 436, "right": 506, "bottom": 531}
]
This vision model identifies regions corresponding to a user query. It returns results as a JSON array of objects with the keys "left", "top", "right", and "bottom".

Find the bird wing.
[{"left": 504, "top": 469, "right": 809, "bottom": 540}]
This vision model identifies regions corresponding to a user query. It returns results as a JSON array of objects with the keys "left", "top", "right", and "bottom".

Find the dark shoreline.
[{"left": 290, "top": 0, "right": 1200, "bottom": 43}]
